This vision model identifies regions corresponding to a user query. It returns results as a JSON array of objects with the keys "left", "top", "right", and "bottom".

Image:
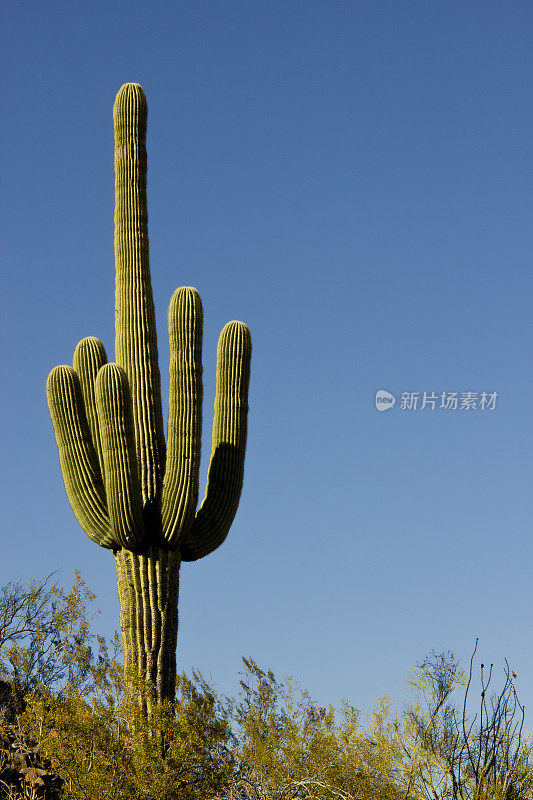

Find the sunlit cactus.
[{"left": 47, "top": 84, "right": 252, "bottom": 711}]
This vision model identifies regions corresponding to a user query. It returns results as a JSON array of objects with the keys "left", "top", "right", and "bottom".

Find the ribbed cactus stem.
[
  {"left": 95, "top": 364, "right": 145, "bottom": 549},
  {"left": 47, "top": 83, "right": 252, "bottom": 716},
  {"left": 181, "top": 321, "right": 252, "bottom": 561},
  {"left": 114, "top": 83, "right": 165, "bottom": 508},
  {"left": 161, "top": 287, "right": 203, "bottom": 546},
  {"left": 115, "top": 546, "right": 180, "bottom": 710},
  {"left": 46, "top": 366, "right": 114, "bottom": 549},
  {"left": 73, "top": 337, "right": 107, "bottom": 477}
]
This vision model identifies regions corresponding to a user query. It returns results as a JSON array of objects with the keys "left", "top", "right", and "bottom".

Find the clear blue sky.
[{"left": 1, "top": 1, "right": 532, "bottom": 722}]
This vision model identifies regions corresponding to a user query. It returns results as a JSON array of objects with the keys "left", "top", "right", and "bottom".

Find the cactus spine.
[{"left": 47, "top": 84, "right": 252, "bottom": 711}]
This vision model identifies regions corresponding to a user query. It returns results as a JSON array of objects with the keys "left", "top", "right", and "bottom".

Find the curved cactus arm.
[
  {"left": 114, "top": 83, "right": 166, "bottom": 509},
  {"left": 73, "top": 337, "right": 107, "bottom": 476},
  {"left": 95, "top": 364, "right": 145, "bottom": 549},
  {"left": 180, "top": 321, "right": 251, "bottom": 562},
  {"left": 46, "top": 365, "right": 116, "bottom": 549},
  {"left": 161, "top": 287, "right": 203, "bottom": 548}
]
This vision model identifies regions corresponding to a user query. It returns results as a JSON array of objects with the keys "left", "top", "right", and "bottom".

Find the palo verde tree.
[{"left": 46, "top": 84, "right": 252, "bottom": 714}]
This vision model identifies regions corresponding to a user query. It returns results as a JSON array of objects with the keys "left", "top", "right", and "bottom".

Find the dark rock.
[
  {"left": 22, "top": 766, "right": 46, "bottom": 782},
  {"left": 0, "top": 764, "right": 20, "bottom": 784},
  {"left": 0, "top": 706, "right": 63, "bottom": 800},
  {"left": 13, "top": 751, "right": 30, "bottom": 768}
]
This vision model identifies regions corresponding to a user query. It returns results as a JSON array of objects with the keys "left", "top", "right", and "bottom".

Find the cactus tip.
[
  {"left": 115, "top": 82, "right": 146, "bottom": 98},
  {"left": 113, "top": 83, "right": 147, "bottom": 117}
]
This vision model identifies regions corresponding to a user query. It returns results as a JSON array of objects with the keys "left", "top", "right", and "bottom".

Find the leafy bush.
[
  {"left": 358, "top": 645, "right": 533, "bottom": 800},
  {"left": 208, "top": 657, "right": 402, "bottom": 800},
  {"left": 23, "top": 671, "right": 234, "bottom": 800},
  {"left": 0, "top": 572, "right": 100, "bottom": 697},
  {"left": 209, "top": 650, "right": 532, "bottom": 800},
  {"left": 0, "top": 575, "right": 531, "bottom": 800}
]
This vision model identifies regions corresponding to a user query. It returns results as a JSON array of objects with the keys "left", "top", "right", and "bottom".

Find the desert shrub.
[
  {"left": 22, "top": 667, "right": 234, "bottom": 800},
  {"left": 367, "top": 644, "right": 533, "bottom": 800},
  {"left": 0, "top": 572, "right": 100, "bottom": 698},
  {"left": 2, "top": 575, "right": 531, "bottom": 800},
  {"left": 207, "top": 657, "right": 402, "bottom": 800},
  {"left": 208, "top": 650, "right": 532, "bottom": 800},
  {"left": 0, "top": 573, "right": 233, "bottom": 799}
]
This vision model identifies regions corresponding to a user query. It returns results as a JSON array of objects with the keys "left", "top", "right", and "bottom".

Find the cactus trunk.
[
  {"left": 115, "top": 547, "right": 180, "bottom": 710},
  {"left": 47, "top": 84, "right": 251, "bottom": 715}
]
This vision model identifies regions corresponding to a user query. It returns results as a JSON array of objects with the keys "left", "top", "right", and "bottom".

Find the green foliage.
[
  {"left": 2, "top": 575, "right": 531, "bottom": 800},
  {"left": 0, "top": 573, "right": 231, "bottom": 799},
  {"left": 206, "top": 652, "right": 532, "bottom": 800},
  {"left": 367, "top": 644, "right": 533, "bottom": 800},
  {"left": 23, "top": 672, "right": 234, "bottom": 800},
  {"left": 210, "top": 657, "right": 402, "bottom": 800},
  {"left": 0, "top": 572, "right": 103, "bottom": 697}
]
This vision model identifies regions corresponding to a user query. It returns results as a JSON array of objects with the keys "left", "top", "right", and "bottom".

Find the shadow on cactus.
[{"left": 46, "top": 84, "right": 252, "bottom": 715}]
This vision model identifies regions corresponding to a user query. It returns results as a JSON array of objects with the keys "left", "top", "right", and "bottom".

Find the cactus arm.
[
  {"left": 180, "top": 321, "right": 251, "bottom": 562},
  {"left": 113, "top": 83, "right": 166, "bottom": 508},
  {"left": 46, "top": 365, "right": 116, "bottom": 549},
  {"left": 73, "top": 337, "right": 107, "bottom": 476},
  {"left": 161, "top": 287, "right": 203, "bottom": 547},
  {"left": 95, "top": 364, "right": 145, "bottom": 549}
]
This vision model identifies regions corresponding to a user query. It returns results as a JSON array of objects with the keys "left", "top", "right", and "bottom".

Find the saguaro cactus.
[{"left": 46, "top": 84, "right": 252, "bottom": 711}]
